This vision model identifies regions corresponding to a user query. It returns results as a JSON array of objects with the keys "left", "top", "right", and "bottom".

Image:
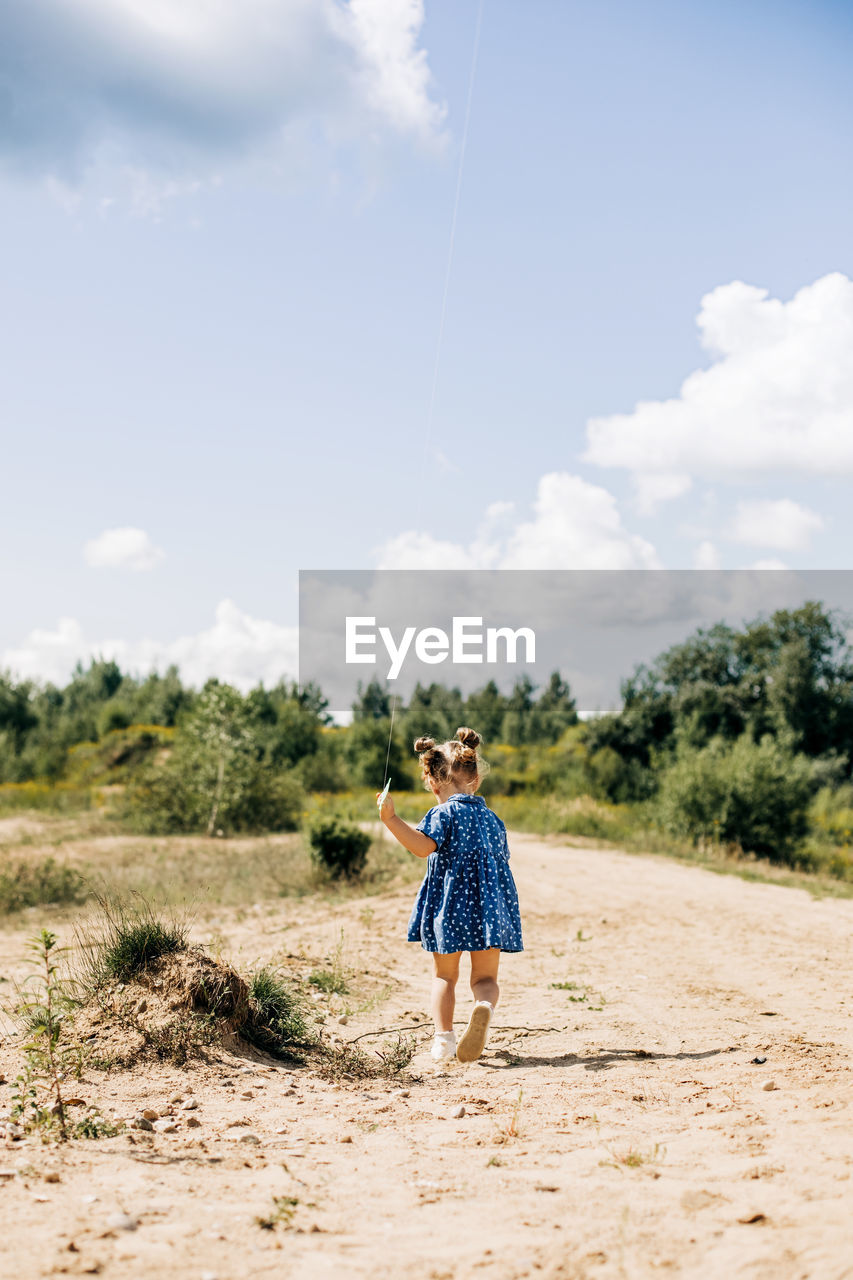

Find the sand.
[{"left": 1, "top": 830, "right": 852, "bottom": 1280}]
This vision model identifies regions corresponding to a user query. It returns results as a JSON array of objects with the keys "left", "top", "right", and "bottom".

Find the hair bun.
[
  {"left": 455, "top": 726, "right": 480, "bottom": 749},
  {"left": 414, "top": 736, "right": 436, "bottom": 754}
]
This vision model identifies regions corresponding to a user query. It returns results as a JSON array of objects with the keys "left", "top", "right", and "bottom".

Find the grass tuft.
[
  {"left": 73, "top": 892, "right": 188, "bottom": 993},
  {"left": 241, "top": 967, "right": 313, "bottom": 1059}
]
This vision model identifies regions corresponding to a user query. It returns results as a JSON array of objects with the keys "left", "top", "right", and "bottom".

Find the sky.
[{"left": 2, "top": 0, "right": 853, "bottom": 689}]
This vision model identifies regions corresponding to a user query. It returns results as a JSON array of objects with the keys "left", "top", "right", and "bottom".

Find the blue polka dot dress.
[{"left": 407, "top": 793, "right": 524, "bottom": 955}]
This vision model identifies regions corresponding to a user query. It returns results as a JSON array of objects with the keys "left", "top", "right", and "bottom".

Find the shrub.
[
  {"left": 0, "top": 857, "right": 86, "bottom": 915},
  {"left": 656, "top": 734, "right": 814, "bottom": 862},
  {"left": 307, "top": 816, "right": 371, "bottom": 879},
  {"left": 124, "top": 756, "right": 304, "bottom": 836},
  {"left": 240, "top": 771, "right": 304, "bottom": 832}
]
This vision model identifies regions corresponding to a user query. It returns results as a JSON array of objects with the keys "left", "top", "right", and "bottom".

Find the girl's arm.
[{"left": 377, "top": 794, "right": 436, "bottom": 859}]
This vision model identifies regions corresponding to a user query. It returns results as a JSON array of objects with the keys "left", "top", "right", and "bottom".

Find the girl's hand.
[{"left": 376, "top": 791, "right": 396, "bottom": 824}]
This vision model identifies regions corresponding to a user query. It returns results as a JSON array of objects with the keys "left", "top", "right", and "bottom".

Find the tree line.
[{"left": 2, "top": 601, "right": 853, "bottom": 866}]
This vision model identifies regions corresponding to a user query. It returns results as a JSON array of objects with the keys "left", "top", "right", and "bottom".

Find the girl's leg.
[
  {"left": 469, "top": 947, "right": 500, "bottom": 1009},
  {"left": 456, "top": 949, "right": 501, "bottom": 1062},
  {"left": 431, "top": 951, "right": 461, "bottom": 1032}
]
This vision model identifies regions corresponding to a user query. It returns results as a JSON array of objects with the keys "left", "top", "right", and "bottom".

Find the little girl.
[{"left": 378, "top": 727, "right": 523, "bottom": 1064}]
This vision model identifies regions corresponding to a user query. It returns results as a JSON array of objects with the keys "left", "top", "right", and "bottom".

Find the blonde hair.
[{"left": 413, "top": 726, "right": 488, "bottom": 792}]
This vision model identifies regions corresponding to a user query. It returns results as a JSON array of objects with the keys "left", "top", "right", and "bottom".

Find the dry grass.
[{"left": 0, "top": 810, "right": 423, "bottom": 921}]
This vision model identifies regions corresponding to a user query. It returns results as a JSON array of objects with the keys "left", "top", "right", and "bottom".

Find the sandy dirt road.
[{"left": 2, "top": 830, "right": 853, "bottom": 1280}]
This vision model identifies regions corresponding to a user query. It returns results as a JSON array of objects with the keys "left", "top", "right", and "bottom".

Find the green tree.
[
  {"left": 124, "top": 680, "right": 304, "bottom": 835},
  {"left": 401, "top": 682, "right": 466, "bottom": 746},
  {"left": 352, "top": 680, "right": 392, "bottom": 722},
  {"left": 344, "top": 717, "right": 410, "bottom": 789},
  {"left": 462, "top": 680, "right": 506, "bottom": 744},
  {"left": 529, "top": 671, "right": 578, "bottom": 743},
  {"left": 657, "top": 734, "right": 815, "bottom": 862}
]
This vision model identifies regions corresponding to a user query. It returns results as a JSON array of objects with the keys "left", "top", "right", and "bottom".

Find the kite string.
[
  {"left": 382, "top": 1, "right": 485, "bottom": 797},
  {"left": 424, "top": 0, "right": 486, "bottom": 445},
  {"left": 382, "top": 690, "right": 397, "bottom": 789}
]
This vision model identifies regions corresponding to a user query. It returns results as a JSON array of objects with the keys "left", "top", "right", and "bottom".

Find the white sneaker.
[
  {"left": 456, "top": 1002, "right": 493, "bottom": 1063},
  {"left": 430, "top": 1031, "right": 457, "bottom": 1063}
]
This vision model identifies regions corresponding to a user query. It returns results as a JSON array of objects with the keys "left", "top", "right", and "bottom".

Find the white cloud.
[
  {"left": 632, "top": 472, "right": 692, "bottom": 516},
  {"left": 84, "top": 527, "right": 165, "bottom": 571},
  {"left": 0, "top": 0, "right": 443, "bottom": 180},
  {"left": 748, "top": 558, "right": 789, "bottom": 571},
  {"left": 2, "top": 617, "right": 88, "bottom": 685},
  {"left": 583, "top": 273, "right": 853, "bottom": 494},
  {"left": 377, "top": 472, "right": 660, "bottom": 570},
  {"left": 693, "top": 540, "right": 720, "bottom": 570},
  {"left": 1, "top": 600, "right": 298, "bottom": 691},
  {"left": 728, "top": 498, "right": 824, "bottom": 550}
]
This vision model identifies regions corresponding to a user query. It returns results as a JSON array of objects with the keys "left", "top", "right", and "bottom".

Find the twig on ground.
[{"left": 348, "top": 1023, "right": 429, "bottom": 1043}]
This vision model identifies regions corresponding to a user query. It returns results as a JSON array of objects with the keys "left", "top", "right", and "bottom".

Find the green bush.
[
  {"left": 656, "top": 734, "right": 814, "bottom": 862},
  {"left": 307, "top": 815, "right": 371, "bottom": 879}
]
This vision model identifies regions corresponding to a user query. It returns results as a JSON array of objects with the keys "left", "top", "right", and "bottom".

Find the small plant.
[
  {"left": 343, "top": 983, "right": 393, "bottom": 1019},
  {"left": 242, "top": 967, "right": 313, "bottom": 1058},
  {"left": 255, "top": 1196, "right": 299, "bottom": 1230},
  {"left": 493, "top": 1087, "right": 524, "bottom": 1142},
  {"left": 600, "top": 1142, "right": 666, "bottom": 1171},
  {"left": 309, "top": 929, "right": 350, "bottom": 995},
  {"left": 11, "top": 930, "right": 79, "bottom": 1141},
  {"left": 74, "top": 1112, "right": 120, "bottom": 1139},
  {"left": 307, "top": 816, "right": 371, "bottom": 880}
]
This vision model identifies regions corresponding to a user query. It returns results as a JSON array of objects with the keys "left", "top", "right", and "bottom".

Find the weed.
[
  {"left": 374, "top": 1034, "right": 416, "bottom": 1076},
  {"left": 343, "top": 983, "right": 392, "bottom": 1019},
  {"left": 73, "top": 1112, "right": 121, "bottom": 1139},
  {"left": 487, "top": 1155, "right": 503, "bottom": 1167},
  {"left": 11, "top": 930, "right": 80, "bottom": 1140},
  {"left": 358, "top": 906, "right": 375, "bottom": 929},
  {"left": 600, "top": 1142, "right": 666, "bottom": 1171},
  {"left": 550, "top": 981, "right": 580, "bottom": 991},
  {"left": 255, "top": 1196, "right": 299, "bottom": 1230},
  {"left": 315, "top": 1032, "right": 415, "bottom": 1084},
  {"left": 575, "top": 929, "right": 591, "bottom": 942},
  {"left": 309, "top": 929, "right": 350, "bottom": 995},
  {"left": 493, "top": 1088, "right": 524, "bottom": 1142}
]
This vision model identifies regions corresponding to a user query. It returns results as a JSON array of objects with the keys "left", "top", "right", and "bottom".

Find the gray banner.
[{"left": 299, "top": 570, "right": 853, "bottom": 716}]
